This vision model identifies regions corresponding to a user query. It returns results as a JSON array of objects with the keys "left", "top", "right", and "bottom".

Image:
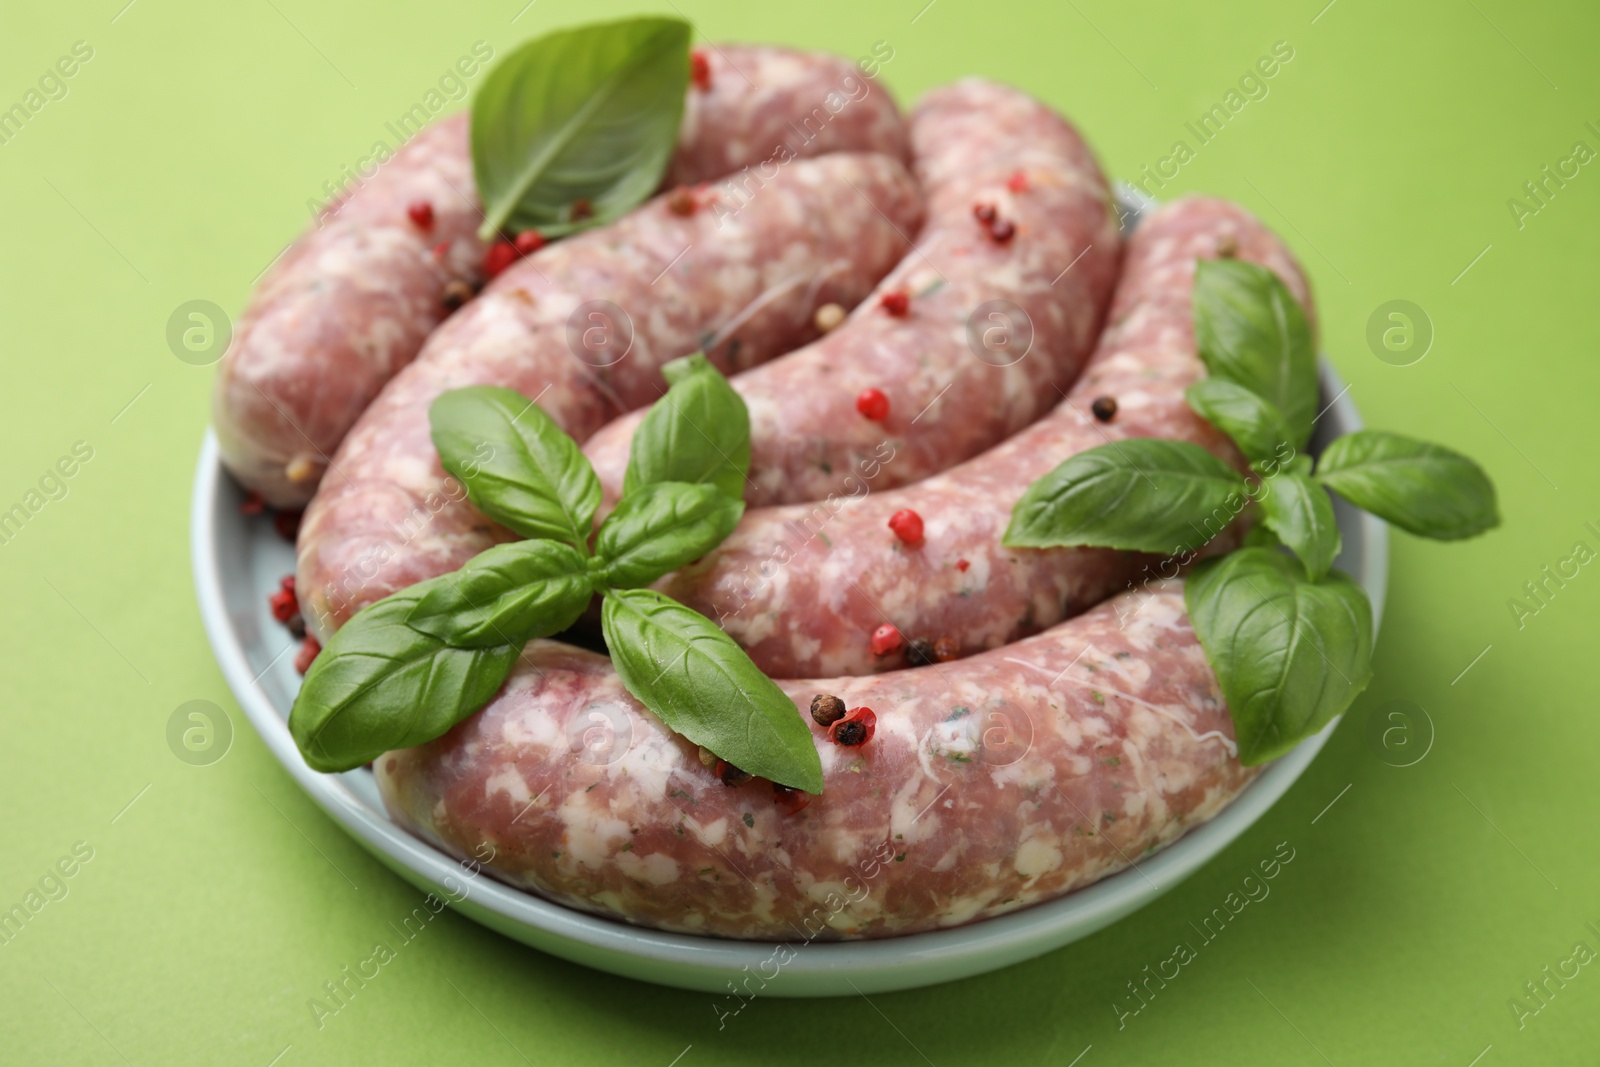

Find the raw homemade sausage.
[
  {"left": 654, "top": 196, "right": 1315, "bottom": 677},
  {"left": 376, "top": 581, "right": 1256, "bottom": 940},
  {"left": 297, "top": 152, "right": 923, "bottom": 638},
  {"left": 581, "top": 79, "right": 1123, "bottom": 510},
  {"left": 213, "top": 45, "right": 912, "bottom": 507}
]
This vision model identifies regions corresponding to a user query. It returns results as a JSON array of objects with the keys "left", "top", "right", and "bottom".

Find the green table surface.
[{"left": 3, "top": 0, "right": 1596, "bottom": 1063}]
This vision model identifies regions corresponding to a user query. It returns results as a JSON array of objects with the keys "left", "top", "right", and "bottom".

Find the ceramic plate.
[{"left": 191, "top": 193, "right": 1386, "bottom": 996}]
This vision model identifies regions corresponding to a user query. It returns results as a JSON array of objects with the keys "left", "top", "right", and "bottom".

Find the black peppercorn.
[
  {"left": 1091, "top": 396, "right": 1118, "bottom": 422},
  {"left": 810, "top": 693, "right": 846, "bottom": 727},
  {"left": 906, "top": 638, "right": 936, "bottom": 667}
]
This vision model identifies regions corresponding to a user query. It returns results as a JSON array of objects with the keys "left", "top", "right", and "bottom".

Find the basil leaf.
[
  {"left": 1314, "top": 430, "right": 1500, "bottom": 540},
  {"left": 623, "top": 354, "right": 751, "bottom": 500},
  {"left": 405, "top": 539, "right": 593, "bottom": 648},
  {"left": 1184, "top": 378, "right": 1296, "bottom": 466},
  {"left": 594, "top": 482, "right": 744, "bottom": 589},
  {"left": 602, "top": 588, "right": 823, "bottom": 792},
  {"left": 1193, "top": 260, "right": 1318, "bottom": 448},
  {"left": 1258, "top": 472, "right": 1341, "bottom": 581},
  {"left": 1004, "top": 439, "right": 1247, "bottom": 554},
  {"left": 471, "top": 16, "right": 690, "bottom": 239},
  {"left": 289, "top": 584, "right": 520, "bottom": 773},
  {"left": 1186, "top": 548, "right": 1374, "bottom": 765},
  {"left": 430, "top": 386, "right": 600, "bottom": 549}
]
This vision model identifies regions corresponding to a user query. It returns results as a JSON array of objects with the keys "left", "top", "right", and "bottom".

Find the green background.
[{"left": 2, "top": 0, "right": 1595, "bottom": 1063}]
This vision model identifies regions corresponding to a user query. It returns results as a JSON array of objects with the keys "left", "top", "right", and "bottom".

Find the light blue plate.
[{"left": 191, "top": 193, "right": 1386, "bottom": 996}]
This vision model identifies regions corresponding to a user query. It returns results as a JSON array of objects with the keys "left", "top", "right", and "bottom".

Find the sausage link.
[
  {"left": 581, "top": 79, "right": 1123, "bottom": 510},
  {"left": 214, "top": 46, "right": 911, "bottom": 507},
  {"left": 656, "top": 196, "right": 1315, "bottom": 677},
  {"left": 376, "top": 581, "right": 1255, "bottom": 940},
  {"left": 297, "top": 153, "right": 923, "bottom": 638}
]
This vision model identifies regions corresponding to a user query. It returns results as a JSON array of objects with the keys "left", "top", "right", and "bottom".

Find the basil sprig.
[
  {"left": 1005, "top": 256, "right": 1499, "bottom": 765},
  {"left": 471, "top": 17, "right": 691, "bottom": 240},
  {"left": 288, "top": 356, "right": 824, "bottom": 792}
]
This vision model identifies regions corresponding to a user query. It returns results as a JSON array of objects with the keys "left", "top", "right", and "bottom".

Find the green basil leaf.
[
  {"left": 1258, "top": 472, "right": 1341, "bottom": 581},
  {"left": 289, "top": 584, "right": 520, "bottom": 773},
  {"left": 1004, "top": 439, "right": 1247, "bottom": 554},
  {"left": 623, "top": 354, "right": 751, "bottom": 500},
  {"left": 430, "top": 386, "right": 600, "bottom": 549},
  {"left": 602, "top": 588, "right": 823, "bottom": 792},
  {"left": 1193, "top": 259, "right": 1318, "bottom": 448},
  {"left": 1184, "top": 378, "right": 1297, "bottom": 466},
  {"left": 1186, "top": 548, "right": 1374, "bottom": 766},
  {"left": 472, "top": 16, "right": 690, "bottom": 240},
  {"left": 405, "top": 539, "right": 593, "bottom": 648},
  {"left": 1314, "top": 430, "right": 1500, "bottom": 540},
  {"left": 594, "top": 482, "right": 744, "bottom": 589}
]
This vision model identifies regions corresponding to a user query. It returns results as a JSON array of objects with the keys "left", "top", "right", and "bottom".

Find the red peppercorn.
[
  {"left": 933, "top": 636, "right": 959, "bottom": 662},
  {"left": 690, "top": 50, "right": 712, "bottom": 91},
  {"left": 239, "top": 490, "right": 266, "bottom": 516},
  {"left": 856, "top": 387, "right": 890, "bottom": 421},
  {"left": 879, "top": 289, "right": 910, "bottom": 317},
  {"left": 989, "top": 218, "right": 1016, "bottom": 244},
  {"left": 773, "top": 783, "right": 811, "bottom": 815},
  {"left": 713, "top": 759, "right": 752, "bottom": 787},
  {"left": 513, "top": 230, "right": 546, "bottom": 255},
  {"left": 956, "top": 558, "right": 970, "bottom": 572},
  {"left": 293, "top": 636, "right": 321, "bottom": 675},
  {"left": 888, "top": 508, "right": 924, "bottom": 545},
  {"left": 484, "top": 240, "right": 518, "bottom": 277},
  {"left": 828, "top": 706, "right": 877, "bottom": 746},
  {"left": 870, "top": 623, "right": 903, "bottom": 657},
  {"left": 973, "top": 202, "right": 997, "bottom": 225},
  {"left": 1006, "top": 170, "right": 1029, "bottom": 193},
  {"left": 666, "top": 185, "right": 697, "bottom": 217},
  {"left": 406, "top": 200, "right": 435, "bottom": 230},
  {"left": 268, "top": 585, "right": 297, "bottom": 623}
]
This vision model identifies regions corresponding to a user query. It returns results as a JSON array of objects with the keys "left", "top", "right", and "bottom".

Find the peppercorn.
[
  {"left": 828, "top": 706, "right": 877, "bottom": 747},
  {"left": 441, "top": 280, "right": 475, "bottom": 311},
  {"left": 870, "top": 623, "right": 903, "bottom": 657},
  {"left": 268, "top": 576, "right": 298, "bottom": 624},
  {"left": 698, "top": 745, "right": 718, "bottom": 768},
  {"left": 888, "top": 508, "right": 924, "bottom": 545},
  {"left": 879, "top": 289, "right": 910, "bottom": 317},
  {"left": 933, "top": 636, "right": 960, "bottom": 663},
  {"left": 906, "top": 638, "right": 936, "bottom": 667},
  {"left": 286, "top": 612, "right": 307, "bottom": 640},
  {"left": 956, "top": 558, "right": 970, "bottom": 572},
  {"left": 856, "top": 387, "right": 890, "bottom": 421},
  {"left": 293, "top": 636, "right": 321, "bottom": 674},
  {"left": 813, "top": 302, "right": 845, "bottom": 333},
  {"left": 484, "top": 240, "right": 518, "bottom": 278},
  {"left": 239, "top": 490, "right": 266, "bottom": 516},
  {"left": 570, "top": 197, "right": 593, "bottom": 222},
  {"left": 1216, "top": 235, "right": 1238, "bottom": 258},
  {"left": 513, "top": 229, "right": 546, "bottom": 255},
  {"left": 988, "top": 218, "right": 1016, "bottom": 244},
  {"left": 1090, "top": 395, "right": 1118, "bottom": 422},
  {"left": 714, "top": 759, "right": 752, "bottom": 787},
  {"left": 690, "top": 50, "right": 712, "bottom": 91},
  {"left": 773, "top": 782, "right": 811, "bottom": 815},
  {"left": 406, "top": 200, "right": 435, "bottom": 231},
  {"left": 973, "top": 202, "right": 997, "bottom": 225},
  {"left": 810, "top": 693, "right": 847, "bottom": 727},
  {"left": 666, "top": 185, "right": 697, "bottom": 217}
]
